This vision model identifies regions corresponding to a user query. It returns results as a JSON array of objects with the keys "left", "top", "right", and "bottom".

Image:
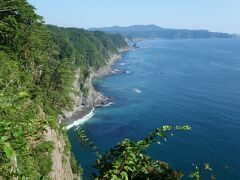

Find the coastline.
[{"left": 61, "top": 47, "right": 131, "bottom": 129}]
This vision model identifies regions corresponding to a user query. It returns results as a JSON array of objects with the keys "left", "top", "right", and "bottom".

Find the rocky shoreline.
[{"left": 61, "top": 47, "right": 131, "bottom": 127}]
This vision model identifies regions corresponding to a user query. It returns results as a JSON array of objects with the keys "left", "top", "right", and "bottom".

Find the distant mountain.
[{"left": 90, "top": 25, "right": 238, "bottom": 41}]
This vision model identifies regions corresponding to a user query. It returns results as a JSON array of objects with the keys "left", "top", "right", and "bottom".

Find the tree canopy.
[{"left": 0, "top": 0, "right": 127, "bottom": 178}]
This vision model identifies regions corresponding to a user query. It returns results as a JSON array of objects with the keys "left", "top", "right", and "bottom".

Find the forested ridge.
[
  {"left": 0, "top": 0, "right": 216, "bottom": 179},
  {"left": 0, "top": 0, "right": 127, "bottom": 178},
  {"left": 91, "top": 25, "right": 238, "bottom": 40}
]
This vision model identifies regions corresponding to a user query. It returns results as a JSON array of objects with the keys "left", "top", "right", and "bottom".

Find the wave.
[
  {"left": 110, "top": 69, "right": 131, "bottom": 74},
  {"left": 133, "top": 88, "right": 142, "bottom": 94},
  {"left": 102, "top": 102, "right": 115, "bottom": 107},
  {"left": 110, "top": 68, "right": 119, "bottom": 74},
  {"left": 120, "top": 63, "right": 126, "bottom": 66},
  {"left": 66, "top": 108, "right": 95, "bottom": 130}
]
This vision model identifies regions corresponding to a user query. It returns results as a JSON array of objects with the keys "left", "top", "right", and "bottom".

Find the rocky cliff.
[
  {"left": 61, "top": 53, "right": 122, "bottom": 124},
  {"left": 48, "top": 52, "right": 123, "bottom": 180},
  {"left": 46, "top": 127, "right": 80, "bottom": 180}
]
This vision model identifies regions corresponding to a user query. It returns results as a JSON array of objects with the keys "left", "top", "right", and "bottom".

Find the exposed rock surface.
[
  {"left": 60, "top": 53, "right": 123, "bottom": 125},
  {"left": 46, "top": 127, "right": 81, "bottom": 180},
  {"left": 49, "top": 49, "right": 129, "bottom": 180}
]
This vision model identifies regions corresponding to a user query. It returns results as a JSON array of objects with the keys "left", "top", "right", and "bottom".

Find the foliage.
[
  {"left": 77, "top": 125, "right": 191, "bottom": 179},
  {"left": 189, "top": 165, "right": 201, "bottom": 180},
  {"left": 78, "top": 125, "right": 216, "bottom": 179},
  {"left": 109, "top": 34, "right": 128, "bottom": 48},
  {"left": 93, "top": 125, "right": 191, "bottom": 180},
  {"left": 82, "top": 87, "right": 89, "bottom": 97},
  {"left": 189, "top": 163, "right": 215, "bottom": 180},
  {"left": 0, "top": 0, "right": 127, "bottom": 178},
  {"left": 70, "top": 153, "right": 83, "bottom": 176},
  {"left": 33, "top": 141, "right": 54, "bottom": 177},
  {"left": 47, "top": 25, "right": 128, "bottom": 71},
  {"left": 91, "top": 25, "right": 237, "bottom": 41},
  {"left": 0, "top": 1, "right": 220, "bottom": 180},
  {"left": 78, "top": 128, "right": 101, "bottom": 157}
]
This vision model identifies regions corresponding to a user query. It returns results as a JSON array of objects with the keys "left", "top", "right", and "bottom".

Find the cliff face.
[
  {"left": 0, "top": 1, "right": 129, "bottom": 177},
  {"left": 46, "top": 53, "right": 121, "bottom": 180},
  {"left": 45, "top": 127, "right": 80, "bottom": 180},
  {"left": 82, "top": 54, "right": 122, "bottom": 106},
  {"left": 50, "top": 52, "right": 126, "bottom": 179},
  {"left": 85, "top": 54, "right": 122, "bottom": 106},
  {"left": 61, "top": 53, "right": 122, "bottom": 122}
]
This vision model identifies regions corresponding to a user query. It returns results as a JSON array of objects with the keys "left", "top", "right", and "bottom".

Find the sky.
[{"left": 28, "top": 0, "right": 240, "bottom": 34}]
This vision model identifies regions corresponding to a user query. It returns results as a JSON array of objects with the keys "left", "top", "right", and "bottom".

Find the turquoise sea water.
[{"left": 68, "top": 39, "right": 240, "bottom": 179}]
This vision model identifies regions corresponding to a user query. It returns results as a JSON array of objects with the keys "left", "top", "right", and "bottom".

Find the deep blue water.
[{"left": 68, "top": 39, "right": 240, "bottom": 179}]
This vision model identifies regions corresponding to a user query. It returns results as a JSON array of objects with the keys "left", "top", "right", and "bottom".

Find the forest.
[
  {"left": 0, "top": 0, "right": 216, "bottom": 179},
  {"left": 90, "top": 25, "right": 238, "bottom": 40},
  {"left": 0, "top": 0, "right": 127, "bottom": 178}
]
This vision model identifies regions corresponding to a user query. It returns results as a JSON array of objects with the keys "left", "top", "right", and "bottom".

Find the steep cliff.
[
  {"left": 0, "top": 1, "right": 128, "bottom": 178},
  {"left": 46, "top": 127, "right": 80, "bottom": 180},
  {"left": 61, "top": 53, "right": 122, "bottom": 124},
  {"left": 46, "top": 52, "right": 123, "bottom": 179}
]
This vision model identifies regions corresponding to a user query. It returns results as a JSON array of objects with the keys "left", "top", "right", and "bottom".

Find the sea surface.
[{"left": 68, "top": 39, "right": 240, "bottom": 179}]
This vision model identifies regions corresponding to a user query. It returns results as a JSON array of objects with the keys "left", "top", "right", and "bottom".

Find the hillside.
[
  {"left": 0, "top": 0, "right": 127, "bottom": 179},
  {"left": 90, "top": 25, "right": 238, "bottom": 41}
]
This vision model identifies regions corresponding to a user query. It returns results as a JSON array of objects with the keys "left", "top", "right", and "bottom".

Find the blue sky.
[{"left": 28, "top": 0, "right": 240, "bottom": 34}]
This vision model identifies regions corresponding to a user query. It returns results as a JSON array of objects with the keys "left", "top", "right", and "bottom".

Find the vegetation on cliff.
[
  {"left": 90, "top": 25, "right": 238, "bottom": 40},
  {"left": 0, "top": 0, "right": 214, "bottom": 179},
  {"left": 0, "top": 0, "right": 127, "bottom": 178}
]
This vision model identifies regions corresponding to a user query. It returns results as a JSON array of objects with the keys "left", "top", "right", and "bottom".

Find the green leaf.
[
  {"left": 19, "top": 91, "right": 29, "bottom": 98},
  {"left": 121, "top": 172, "right": 128, "bottom": 180},
  {"left": 110, "top": 175, "right": 118, "bottom": 180},
  {"left": 1, "top": 136, "right": 9, "bottom": 142},
  {"left": 124, "top": 166, "right": 133, "bottom": 172},
  {"left": 3, "top": 143, "right": 16, "bottom": 159}
]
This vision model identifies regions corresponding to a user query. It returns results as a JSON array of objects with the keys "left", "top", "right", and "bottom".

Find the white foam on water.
[
  {"left": 133, "top": 88, "right": 142, "bottom": 94},
  {"left": 66, "top": 108, "right": 95, "bottom": 130},
  {"left": 102, "top": 102, "right": 115, "bottom": 107}
]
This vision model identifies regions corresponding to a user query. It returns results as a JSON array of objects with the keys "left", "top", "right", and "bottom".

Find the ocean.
[{"left": 68, "top": 38, "right": 240, "bottom": 179}]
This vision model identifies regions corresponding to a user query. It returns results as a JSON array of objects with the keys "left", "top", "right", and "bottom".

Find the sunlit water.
[{"left": 68, "top": 39, "right": 240, "bottom": 179}]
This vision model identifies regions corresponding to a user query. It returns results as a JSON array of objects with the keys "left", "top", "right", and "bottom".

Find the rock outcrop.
[
  {"left": 46, "top": 127, "right": 81, "bottom": 180},
  {"left": 50, "top": 50, "right": 128, "bottom": 179},
  {"left": 60, "top": 53, "right": 122, "bottom": 124}
]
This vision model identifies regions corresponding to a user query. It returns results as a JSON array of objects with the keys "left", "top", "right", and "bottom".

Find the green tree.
[
  {"left": 77, "top": 126, "right": 191, "bottom": 179},
  {"left": 0, "top": 0, "right": 128, "bottom": 178}
]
